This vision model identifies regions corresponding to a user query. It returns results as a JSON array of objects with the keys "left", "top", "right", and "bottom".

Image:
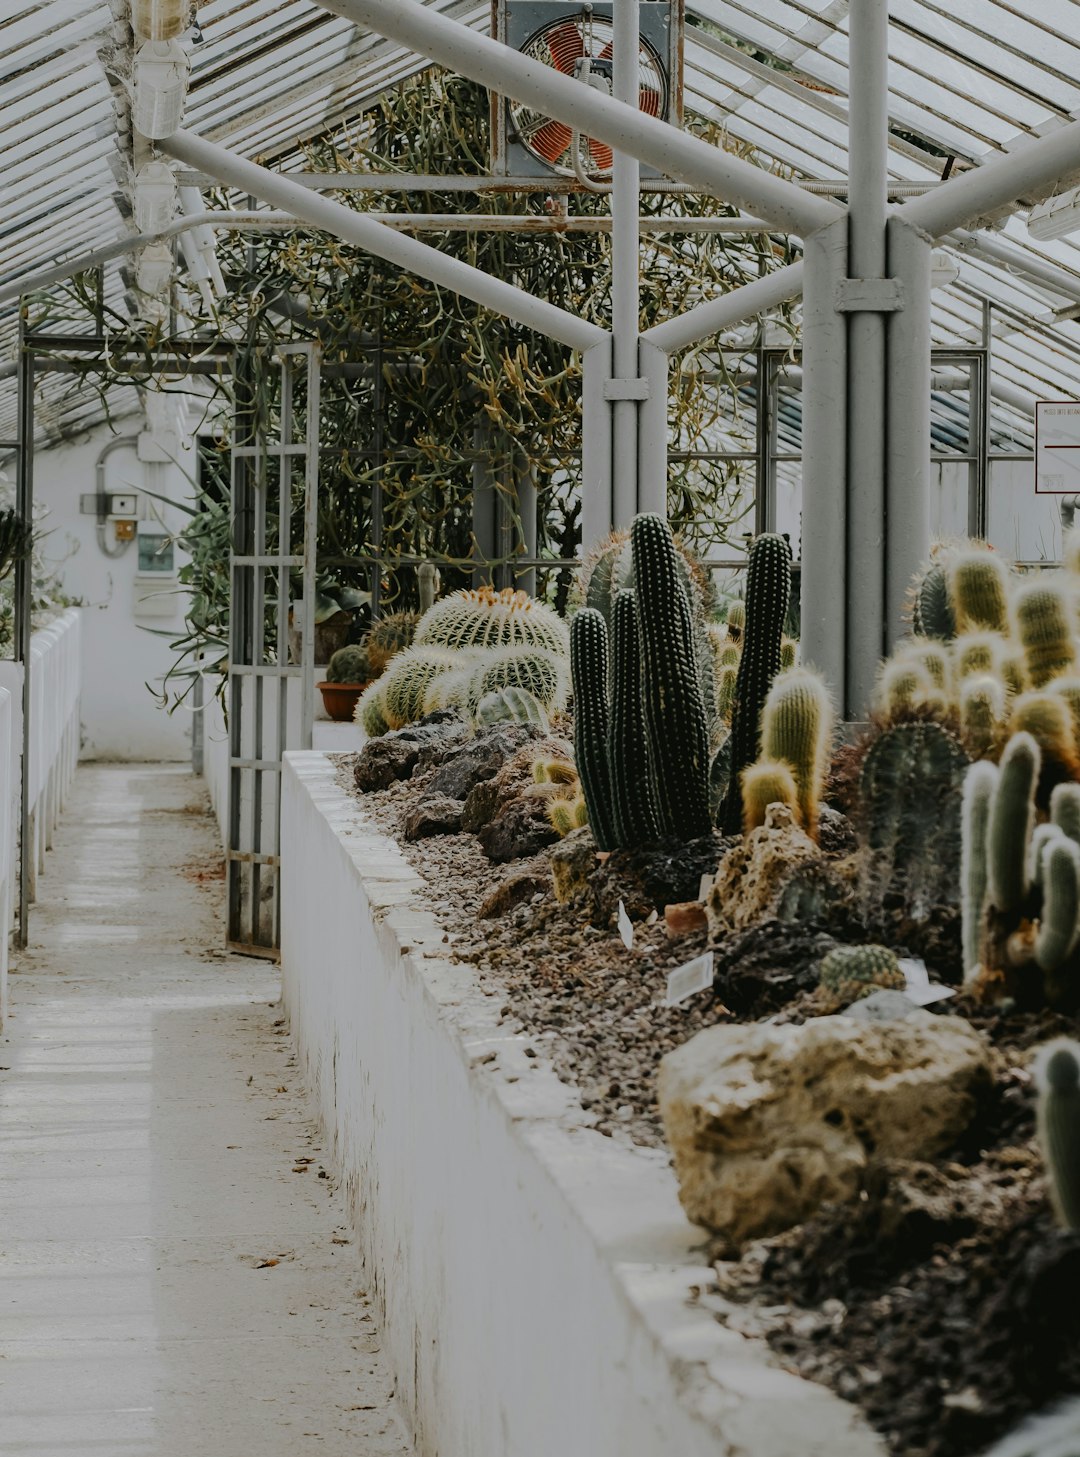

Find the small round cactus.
[
  {"left": 1036, "top": 1038, "right": 1080, "bottom": 1230},
  {"left": 325, "top": 643, "right": 371, "bottom": 685},
  {"left": 818, "top": 944, "right": 906, "bottom": 1005},
  {"left": 355, "top": 680, "right": 390, "bottom": 737},
  {"left": 547, "top": 793, "right": 588, "bottom": 838},
  {"left": 473, "top": 685, "right": 550, "bottom": 731},
  {"left": 415, "top": 585, "right": 569, "bottom": 658},
  {"left": 365, "top": 610, "right": 420, "bottom": 674},
  {"left": 533, "top": 757, "right": 578, "bottom": 786}
]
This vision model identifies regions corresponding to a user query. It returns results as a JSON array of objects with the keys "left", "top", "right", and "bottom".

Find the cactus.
[
  {"left": 911, "top": 557, "right": 956, "bottom": 640},
  {"left": 959, "top": 675, "right": 1005, "bottom": 760},
  {"left": 961, "top": 760, "right": 997, "bottom": 978},
  {"left": 716, "top": 665, "right": 738, "bottom": 723},
  {"left": 366, "top": 610, "right": 420, "bottom": 674},
  {"left": 608, "top": 589, "right": 660, "bottom": 846},
  {"left": 417, "top": 561, "right": 437, "bottom": 614},
  {"left": 355, "top": 679, "right": 390, "bottom": 737},
  {"left": 570, "top": 608, "right": 616, "bottom": 852},
  {"left": 954, "top": 631, "right": 1005, "bottom": 682},
  {"left": 1035, "top": 835, "right": 1080, "bottom": 973},
  {"left": 1009, "top": 692, "right": 1078, "bottom": 770},
  {"left": 325, "top": 643, "right": 371, "bottom": 684},
  {"left": 875, "top": 660, "right": 933, "bottom": 721},
  {"left": 759, "top": 667, "right": 833, "bottom": 837},
  {"left": 724, "top": 599, "right": 745, "bottom": 641},
  {"left": 533, "top": 757, "right": 578, "bottom": 786},
  {"left": 896, "top": 637, "right": 951, "bottom": 691},
  {"left": 1000, "top": 654, "right": 1027, "bottom": 698},
  {"left": 1048, "top": 676, "right": 1080, "bottom": 744},
  {"left": 1036, "top": 1039, "right": 1080, "bottom": 1230},
  {"left": 633, "top": 514, "right": 712, "bottom": 839},
  {"left": 415, "top": 585, "right": 569, "bottom": 658},
  {"left": 987, "top": 731, "right": 1039, "bottom": 914},
  {"left": 463, "top": 646, "right": 568, "bottom": 719},
  {"left": 741, "top": 759, "right": 800, "bottom": 833},
  {"left": 818, "top": 944, "right": 906, "bottom": 1004},
  {"left": 1029, "top": 823, "right": 1062, "bottom": 890},
  {"left": 858, "top": 720, "right": 970, "bottom": 926},
  {"left": 1052, "top": 782, "right": 1080, "bottom": 847},
  {"left": 379, "top": 646, "right": 460, "bottom": 730},
  {"left": 547, "top": 793, "right": 589, "bottom": 838},
  {"left": 948, "top": 550, "right": 1011, "bottom": 634},
  {"left": 721, "top": 533, "right": 792, "bottom": 833},
  {"left": 1064, "top": 528, "right": 1080, "bottom": 579},
  {"left": 1014, "top": 580, "right": 1076, "bottom": 687},
  {"left": 780, "top": 637, "right": 797, "bottom": 671},
  {"left": 473, "top": 685, "right": 550, "bottom": 731}
]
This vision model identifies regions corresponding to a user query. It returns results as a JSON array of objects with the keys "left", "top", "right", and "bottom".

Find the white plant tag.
[
  {"left": 666, "top": 952, "right": 714, "bottom": 1007},
  {"left": 898, "top": 956, "right": 955, "bottom": 1007},
  {"left": 698, "top": 872, "right": 713, "bottom": 902},
  {"left": 617, "top": 900, "right": 634, "bottom": 950}
]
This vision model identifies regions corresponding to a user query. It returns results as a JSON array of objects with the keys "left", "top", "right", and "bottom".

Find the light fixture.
[
  {"left": 1028, "top": 186, "right": 1080, "bottom": 243},
  {"left": 134, "top": 160, "right": 177, "bottom": 234},
  {"left": 132, "top": 0, "right": 188, "bottom": 42},
  {"left": 133, "top": 39, "right": 190, "bottom": 139},
  {"left": 931, "top": 250, "right": 960, "bottom": 289},
  {"left": 136, "top": 241, "right": 174, "bottom": 298}
]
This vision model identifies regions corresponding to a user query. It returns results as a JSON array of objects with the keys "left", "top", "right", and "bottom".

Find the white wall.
[{"left": 32, "top": 410, "right": 196, "bottom": 761}]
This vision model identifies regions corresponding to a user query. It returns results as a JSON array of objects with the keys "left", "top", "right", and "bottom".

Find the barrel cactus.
[
  {"left": 366, "top": 610, "right": 420, "bottom": 674},
  {"left": 325, "top": 643, "right": 371, "bottom": 685},
  {"left": 355, "top": 679, "right": 391, "bottom": 737},
  {"left": 818, "top": 944, "right": 906, "bottom": 1005},
  {"left": 415, "top": 585, "right": 569, "bottom": 658},
  {"left": 462, "top": 646, "right": 568, "bottom": 718},
  {"left": 473, "top": 685, "right": 550, "bottom": 731},
  {"left": 379, "top": 646, "right": 461, "bottom": 730}
]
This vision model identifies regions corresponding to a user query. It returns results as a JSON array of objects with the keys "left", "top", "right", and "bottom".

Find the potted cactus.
[{"left": 317, "top": 643, "right": 373, "bottom": 721}]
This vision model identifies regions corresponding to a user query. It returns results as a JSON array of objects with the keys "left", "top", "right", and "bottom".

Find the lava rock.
[
  {"left": 477, "top": 797, "right": 558, "bottom": 863},
  {"left": 427, "top": 725, "right": 539, "bottom": 799},
  {"left": 549, "top": 826, "right": 597, "bottom": 903},
  {"left": 402, "top": 794, "right": 464, "bottom": 840},
  {"left": 658, "top": 1010, "right": 992, "bottom": 1250},
  {"left": 461, "top": 778, "right": 500, "bottom": 833},
  {"left": 707, "top": 804, "right": 825, "bottom": 935},
  {"left": 818, "top": 804, "right": 858, "bottom": 858},
  {"left": 478, "top": 864, "right": 550, "bottom": 918},
  {"left": 354, "top": 735, "right": 423, "bottom": 791},
  {"left": 588, "top": 831, "right": 732, "bottom": 928}
]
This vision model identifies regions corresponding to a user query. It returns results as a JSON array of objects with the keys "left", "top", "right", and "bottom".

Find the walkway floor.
[{"left": 0, "top": 764, "right": 411, "bottom": 1457}]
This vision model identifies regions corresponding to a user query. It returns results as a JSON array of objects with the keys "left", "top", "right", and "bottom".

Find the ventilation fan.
[{"left": 492, "top": 2, "right": 682, "bottom": 179}]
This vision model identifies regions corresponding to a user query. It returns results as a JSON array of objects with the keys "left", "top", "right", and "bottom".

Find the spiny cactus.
[
  {"left": 1052, "top": 782, "right": 1080, "bottom": 847},
  {"left": 379, "top": 646, "right": 460, "bottom": 730},
  {"left": 721, "top": 533, "right": 792, "bottom": 833},
  {"left": 1029, "top": 822, "right": 1062, "bottom": 890},
  {"left": 875, "top": 660, "right": 934, "bottom": 721},
  {"left": 716, "top": 664, "right": 738, "bottom": 723},
  {"left": 355, "top": 679, "right": 390, "bottom": 737},
  {"left": 1035, "top": 833, "right": 1080, "bottom": 973},
  {"left": 473, "top": 685, "right": 550, "bottom": 731},
  {"left": 987, "top": 731, "right": 1039, "bottom": 915},
  {"left": 1001, "top": 653, "right": 1028, "bottom": 699},
  {"left": 325, "top": 643, "right": 371, "bottom": 684},
  {"left": 896, "top": 637, "right": 951, "bottom": 691},
  {"left": 911, "top": 557, "right": 956, "bottom": 640},
  {"left": 759, "top": 667, "right": 833, "bottom": 837},
  {"left": 462, "top": 648, "right": 568, "bottom": 721},
  {"left": 959, "top": 675, "right": 1005, "bottom": 760},
  {"left": 608, "top": 588, "right": 660, "bottom": 846},
  {"left": 961, "top": 760, "right": 997, "bottom": 978},
  {"left": 547, "top": 793, "right": 589, "bottom": 838},
  {"left": 741, "top": 759, "right": 800, "bottom": 833},
  {"left": 818, "top": 944, "right": 906, "bottom": 1005},
  {"left": 417, "top": 561, "right": 438, "bottom": 614},
  {"left": 415, "top": 585, "right": 569, "bottom": 658},
  {"left": 1009, "top": 692, "right": 1078, "bottom": 771},
  {"left": 366, "top": 610, "right": 420, "bottom": 674},
  {"left": 724, "top": 599, "right": 745, "bottom": 642},
  {"left": 948, "top": 550, "right": 1012, "bottom": 634},
  {"left": 1049, "top": 677, "right": 1080, "bottom": 744},
  {"left": 633, "top": 514, "right": 712, "bottom": 839},
  {"left": 953, "top": 631, "right": 1006, "bottom": 682},
  {"left": 1036, "top": 1039, "right": 1080, "bottom": 1229},
  {"left": 570, "top": 608, "right": 616, "bottom": 852},
  {"left": 533, "top": 757, "right": 578, "bottom": 787},
  {"left": 1014, "top": 580, "right": 1076, "bottom": 687}
]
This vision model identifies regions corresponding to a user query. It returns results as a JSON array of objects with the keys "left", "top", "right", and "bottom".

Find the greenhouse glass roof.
[{"left": 2, "top": 0, "right": 1080, "bottom": 444}]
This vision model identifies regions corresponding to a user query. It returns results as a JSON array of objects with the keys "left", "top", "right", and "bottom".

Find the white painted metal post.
[
  {"left": 845, "top": 0, "right": 890, "bottom": 714},
  {"left": 582, "top": 339, "right": 615, "bottom": 553},
  {"left": 800, "top": 217, "right": 850, "bottom": 706},
  {"left": 611, "top": 0, "right": 641, "bottom": 528},
  {"left": 885, "top": 215, "right": 933, "bottom": 644},
  {"left": 637, "top": 338, "right": 669, "bottom": 517}
]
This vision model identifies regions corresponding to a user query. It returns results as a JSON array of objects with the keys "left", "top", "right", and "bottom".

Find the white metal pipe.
[
  {"left": 581, "top": 340, "right": 615, "bottom": 553},
  {"left": 611, "top": 0, "right": 640, "bottom": 528},
  {"left": 903, "top": 118, "right": 1080, "bottom": 241},
  {"left": 845, "top": 0, "right": 890, "bottom": 713},
  {"left": 309, "top": 0, "right": 843, "bottom": 237},
  {"left": 160, "top": 129, "right": 607, "bottom": 355},
  {"left": 950, "top": 228, "right": 1080, "bottom": 304},
  {"left": 800, "top": 217, "right": 849, "bottom": 709},
  {"left": 637, "top": 339, "right": 669, "bottom": 517},
  {"left": 641, "top": 261, "right": 805, "bottom": 353},
  {"left": 886, "top": 215, "right": 933, "bottom": 647}
]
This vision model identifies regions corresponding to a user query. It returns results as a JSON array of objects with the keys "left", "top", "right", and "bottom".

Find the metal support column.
[
  {"left": 581, "top": 338, "right": 614, "bottom": 552},
  {"left": 14, "top": 324, "right": 34, "bottom": 948},
  {"left": 637, "top": 338, "right": 669, "bottom": 517},
  {"left": 611, "top": 0, "right": 640, "bottom": 528}
]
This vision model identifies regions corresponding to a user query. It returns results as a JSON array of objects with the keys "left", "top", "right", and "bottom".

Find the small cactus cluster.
[
  {"left": 570, "top": 514, "right": 713, "bottom": 850},
  {"left": 961, "top": 731, "right": 1080, "bottom": 1005},
  {"left": 356, "top": 586, "right": 570, "bottom": 737},
  {"left": 324, "top": 643, "right": 372, "bottom": 685},
  {"left": 817, "top": 944, "right": 906, "bottom": 1005},
  {"left": 740, "top": 666, "right": 834, "bottom": 837},
  {"left": 532, "top": 756, "right": 585, "bottom": 838}
]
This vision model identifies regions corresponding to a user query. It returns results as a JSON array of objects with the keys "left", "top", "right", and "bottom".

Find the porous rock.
[
  {"left": 478, "top": 864, "right": 549, "bottom": 918},
  {"left": 403, "top": 793, "right": 463, "bottom": 840},
  {"left": 658, "top": 1010, "right": 991, "bottom": 1249},
  {"left": 549, "top": 826, "right": 597, "bottom": 903},
  {"left": 706, "top": 803, "right": 824, "bottom": 935},
  {"left": 478, "top": 797, "right": 558, "bottom": 863},
  {"left": 354, "top": 735, "right": 422, "bottom": 792},
  {"left": 427, "top": 724, "right": 539, "bottom": 799}
]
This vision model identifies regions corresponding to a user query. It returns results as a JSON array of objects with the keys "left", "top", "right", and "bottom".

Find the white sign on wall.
[{"left": 1036, "top": 400, "right": 1080, "bottom": 493}]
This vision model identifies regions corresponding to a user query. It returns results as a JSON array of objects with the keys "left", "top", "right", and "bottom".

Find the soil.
[{"left": 332, "top": 741, "right": 1080, "bottom": 1457}]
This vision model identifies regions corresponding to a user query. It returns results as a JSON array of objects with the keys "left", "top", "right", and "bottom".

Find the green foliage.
[
  {"left": 325, "top": 643, "right": 372, "bottom": 684},
  {"left": 1036, "top": 1039, "right": 1080, "bottom": 1229},
  {"left": 818, "top": 944, "right": 905, "bottom": 1004}
]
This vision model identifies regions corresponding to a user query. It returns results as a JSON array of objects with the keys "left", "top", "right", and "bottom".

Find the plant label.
[
  {"left": 665, "top": 952, "right": 714, "bottom": 1007},
  {"left": 898, "top": 956, "right": 956, "bottom": 1006},
  {"left": 617, "top": 900, "right": 634, "bottom": 950},
  {"left": 698, "top": 872, "right": 713, "bottom": 902}
]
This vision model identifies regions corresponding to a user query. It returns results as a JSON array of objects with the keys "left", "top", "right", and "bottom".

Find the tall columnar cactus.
[
  {"left": 1009, "top": 692, "right": 1079, "bottom": 771},
  {"left": 759, "top": 667, "right": 833, "bottom": 837},
  {"left": 1035, "top": 835, "right": 1080, "bottom": 973},
  {"left": 896, "top": 637, "right": 951, "bottom": 691},
  {"left": 721, "top": 533, "right": 792, "bottom": 833},
  {"left": 741, "top": 759, "right": 799, "bottom": 833},
  {"left": 911, "top": 557, "right": 956, "bottom": 641},
  {"left": 570, "top": 608, "right": 616, "bottom": 851},
  {"left": 875, "top": 660, "right": 934, "bottom": 721},
  {"left": 961, "top": 760, "right": 997, "bottom": 979},
  {"left": 1014, "top": 580, "right": 1076, "bottom": 687},
  {"left": 1052, "top": 782, "right": 1080, "bottom": 847},
  {"left": 953, "top": 631, "right": 1005, "bottom": 682},
  {"left": 416, "top": 585, "right": 570, "bottom": 658},
  {"left": 1036, "top": 1039, "right": 1080, "bottom": 1230},
  {"left": 987, "top": 731, "right": 1039, "bottom": 915},
  {"left": 959, "top": 675, "right": 1005, "bottom": 760},
  {"left": 633, "top": 513, "right": 712, "bottom": 839},
  {"left": 948, "top": 550, "right": 1012, "bottom": 634},
  {"left": 608, "top": 589, "right": 660, "bottom": 846},
  {"left": 366, "top": 610, "right": 420, "bottom": 674},
  {"left": 1049, "top": 677, "right": 1080, "bottom": 744},
  {"left": 716, "top": 665, "right": 738, "bottom": 723}
]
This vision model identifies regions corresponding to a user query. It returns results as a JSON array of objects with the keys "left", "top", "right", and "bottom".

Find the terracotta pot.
[{"left": 317, "top": 681, "right": 369, "bottom": 722}]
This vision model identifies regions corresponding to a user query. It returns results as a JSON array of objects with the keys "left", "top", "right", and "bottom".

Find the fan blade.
[
  {"left": 545, "top": 21, "right": 585, "bottom": 73},
  {"left": 639, "top": 83, "right": 662, "bottom": 117},
  {"left": 586, "top": 137, "right": 614, "bottom": 173},
  {"left": 528, "top": 118, "right": 574, "bottom": 166}
]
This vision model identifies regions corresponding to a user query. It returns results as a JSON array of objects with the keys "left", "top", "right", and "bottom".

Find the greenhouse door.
[{"left": 227, "top": 342, "right": 319, "bottom": 955}]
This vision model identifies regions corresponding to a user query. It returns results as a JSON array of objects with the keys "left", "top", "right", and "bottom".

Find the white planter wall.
[
  {"left": 0, "top": 608, "right": 82, "bottom": 1023},
  {"left": 280, "top": 752, "right": 884, "bottom": 1457}
]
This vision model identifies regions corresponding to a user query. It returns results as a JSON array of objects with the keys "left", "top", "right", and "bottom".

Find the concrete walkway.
[{"left": 0, "top": 765, "right": 411, "bottom": 1457}]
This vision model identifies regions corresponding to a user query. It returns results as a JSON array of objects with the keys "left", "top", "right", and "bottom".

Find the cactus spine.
[
  {"left": 547, "top": 793, "right": 588, "bottom": 837},
  {"left": 1036, "top": 1039, "right": 1080, "bottom": 1230},
  {"left": 463, "top": 646, "right": 568, "bottom": 717},
  {"left": 759, "top": 667, "right": 833, "bottom": 837},
  {"left": 741, "top": 760, "right": 800, "bottom": 834},
  {"left": 721, "top": 533, "right": 792, "bottom": 833},
  {"left": 876, "top": 660, "right": 933, "bottom": 721},
  {"left": 911, "top": 558, "right": 956, "bottom": 640},
  {"left": 325, "top": 643, "right": 371, "bottom": 684},
  {"left": 1009, "top": 691, "right": 1078, "bottom": 769},
  {"left": 380, "top": 646, "right": 460, "bottom": 729},
  {"left": 633, "top": 514, "right": 712, "bottom": 839},
  {"left": 366, "top": 610, "right": 420, "bottom": 674},
  {"left": 570, "top": 608, "right": 616, "bottom": 851},
  {"left": 962, "top": 760, "right": 997, "bottom": 978},
  {"left": 959, "top": 675, "right": 1005, "bottom": 760},
  {"left": 1014, "top": 581, "right": 1076, "bottom": 687},
  {"left": 608, "top": 589, "right": 660, "bottom": 846},
  {"left": 948, "top": 551, "right": 1011, "bottom": 634},
  {"left": 987, "top": 731, "right": 1039, "bottom": 914}
]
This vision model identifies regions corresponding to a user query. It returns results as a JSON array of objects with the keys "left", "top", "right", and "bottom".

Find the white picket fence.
[{"left": 0, "top": 608, "right": 82, "bottom": 1023}]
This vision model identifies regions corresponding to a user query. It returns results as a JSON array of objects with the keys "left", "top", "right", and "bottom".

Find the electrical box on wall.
[{"left": 108, "top": 493, "right": 139, "bottom": 520}]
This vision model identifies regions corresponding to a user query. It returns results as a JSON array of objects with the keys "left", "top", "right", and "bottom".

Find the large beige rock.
[{"left": 658, "top": 1011, "right": 991, "bottom": 1250}]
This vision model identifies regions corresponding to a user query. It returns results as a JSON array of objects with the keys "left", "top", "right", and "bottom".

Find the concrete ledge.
[{"left": 280, "top": 752, "right": 884, "bottom": 1457}]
